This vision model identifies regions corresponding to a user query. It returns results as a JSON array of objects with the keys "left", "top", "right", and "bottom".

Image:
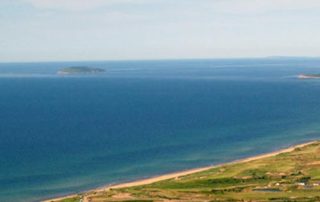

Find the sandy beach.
[{"left": 43, "top": 140, "right": 317, "bottom": 202}]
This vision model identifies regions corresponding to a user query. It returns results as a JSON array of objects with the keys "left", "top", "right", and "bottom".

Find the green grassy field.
[{"left": 55, "top": 141, "right": 320, "bottom": 202}]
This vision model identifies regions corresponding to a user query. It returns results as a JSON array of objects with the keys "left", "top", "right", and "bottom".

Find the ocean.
[{"left": 1, "top": 58, "right": 320, "bottom": 202}]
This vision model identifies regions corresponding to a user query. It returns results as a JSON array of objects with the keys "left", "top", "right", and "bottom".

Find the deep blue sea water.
[{"left": 1, "top": 58, "right": 320, "bottom": 202}]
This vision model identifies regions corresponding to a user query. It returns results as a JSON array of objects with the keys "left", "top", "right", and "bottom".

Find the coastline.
[
  {"left": 298, "top": 74, "right": 320, "bottom": 79},
  {"left": 43, "top": 140, "right": 317, "bottom": 202}
]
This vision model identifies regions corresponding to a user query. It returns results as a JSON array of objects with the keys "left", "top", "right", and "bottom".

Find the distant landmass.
[
  {"left": 266, "top": 56, "right": 320, "bottom": 60},
  {"left": 298, "top": 74, "right": 320, "bottom": 79},
  {"left": 57, "top": 66, "right": 105, "bottom": 75}
]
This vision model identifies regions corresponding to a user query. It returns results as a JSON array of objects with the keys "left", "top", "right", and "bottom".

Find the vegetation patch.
[{"left": 55, "top": 141, "right": 320, "bottom": 202}]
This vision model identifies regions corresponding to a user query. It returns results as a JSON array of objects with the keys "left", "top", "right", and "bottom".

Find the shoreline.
[
  {"left": 298, "top": 74, "right": 320, "bottom": 79},
  {"left": 43, "top": 140, "right": 317, "bottom": 202}
]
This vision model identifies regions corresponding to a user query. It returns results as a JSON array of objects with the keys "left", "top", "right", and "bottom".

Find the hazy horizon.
[
  {"left": 2, "top": 0, "right": 320, "bottom": 62},
  {"left": 1, "top": 56, "right": 320, "bottom": 64}
]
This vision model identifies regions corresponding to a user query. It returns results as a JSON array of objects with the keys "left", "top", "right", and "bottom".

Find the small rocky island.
[
  {"left": 298, "top": 74, "right": 320, "bottom": 79},
  {"left": 57, "top": 66, "right": 105, "bottom": 75}
]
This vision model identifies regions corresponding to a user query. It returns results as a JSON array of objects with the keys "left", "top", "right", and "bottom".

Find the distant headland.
[
  {"left": 57, "top": 66, "right": 105, "bottom": 75},
  {"left": 298, "top": 74, "right": 320, "bottom": 79}
]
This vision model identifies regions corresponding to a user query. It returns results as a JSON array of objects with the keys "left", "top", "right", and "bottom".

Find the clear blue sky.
[{"left": 1, "top": 0, "right": 320, "bottom": 62}]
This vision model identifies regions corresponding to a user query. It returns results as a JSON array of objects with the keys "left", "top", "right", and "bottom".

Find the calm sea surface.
[{"left": 1, "top": 59, "right": 320, "bottom": 201}]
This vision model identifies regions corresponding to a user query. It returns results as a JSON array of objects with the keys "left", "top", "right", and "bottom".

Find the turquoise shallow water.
[{"left": 1, "top": 58, "right": 320, "bottom": 201}]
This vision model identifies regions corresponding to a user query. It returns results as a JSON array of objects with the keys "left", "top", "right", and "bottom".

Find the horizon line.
[{"left": 1, "top": 56, "right": 320, "bottom": 64}]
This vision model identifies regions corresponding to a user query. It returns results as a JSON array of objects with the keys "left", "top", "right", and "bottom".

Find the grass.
[
  {"left": 55, "top": 141, "right": 320, "bottom": 202},
  {"left": 59, "top": 197, "right": 81, "bottom": 202}
]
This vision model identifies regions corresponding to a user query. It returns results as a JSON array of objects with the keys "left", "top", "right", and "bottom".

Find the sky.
[{"left": 1, "top": 0, "right": 320, "bottom": 62}]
